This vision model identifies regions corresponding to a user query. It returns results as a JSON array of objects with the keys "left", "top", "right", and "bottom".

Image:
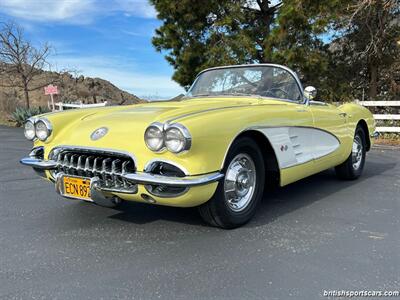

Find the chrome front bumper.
[
  {"left": 20, "top": 157, "right": 223, "bottom": 188},
  {"left": 20, "top": 157, "right": 58, "bottom": 170}
]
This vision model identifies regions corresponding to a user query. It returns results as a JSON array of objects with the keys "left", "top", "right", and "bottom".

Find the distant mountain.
[
  {"left": 54, "top": 72, "right": 144, "bottom": 106},
  {"left": 0, "top": 66, "right": 144, "bottom": 112}
]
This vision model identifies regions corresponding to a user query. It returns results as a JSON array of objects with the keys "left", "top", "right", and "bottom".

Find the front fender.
[{"left": 338, "top": 102, "right": 375, "bottom": 140}]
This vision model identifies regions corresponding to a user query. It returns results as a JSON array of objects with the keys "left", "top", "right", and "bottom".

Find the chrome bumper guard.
[
  {"left": 20, "top": 157, "right": 223, "bottom": 188},
  {"left": 20, "top": 157, "right": 58, "bottom": 170}
]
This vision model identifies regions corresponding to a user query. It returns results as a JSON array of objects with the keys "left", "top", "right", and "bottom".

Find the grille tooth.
[
  {"left": 76, "top": 155, "right": 83, "bottom": 176},
  {"left": 111, "top": 159, "right": 122, "bottom": 187},
  {"left": 102, "top": 158, "right": 112, "bottom": 172},
  {"left": 77, "top": 155, "right": 82, "bottom": 169},
  {"left": 63, "top": 153, "right": 69, "bottom": 166},
  {"left": 121, "top": 161, "right": 130, "bottom": 188},
  {"left": 69, "top": 154, "right": 74, "bottom": 167},
  {"left": 56, "top": 153, "right": 63, "bottom": 173},
  {"left": 121, "top": 161, "right": 129, "bottom": 174},
  {"left": 63, "top": 153, "right": 70, "bottom": 173},
  {"left": 84, "top": 156, "right": 94, "bottom": 177},
  {"left": 101, "top": 158, "right": 112, "bottom": 186},
  {"left": 82, "top": 155, "right": 88, "bottom": 175},
  {"left": 84, "top": 156, "right": 90, "bottom": 170},
  {"left": 112, "top": 159, "right": 122, "bottom": 174},
  {"left": 93, "top": 157, "right": 101, "bottom": 176},
  {"left": 70, "top": 154, "right": 79, "bottom": 175}
]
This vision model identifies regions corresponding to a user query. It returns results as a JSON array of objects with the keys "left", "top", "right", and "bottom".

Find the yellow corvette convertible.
[{"left": 21, "top": 64, "right": 375, "bottom": 228}]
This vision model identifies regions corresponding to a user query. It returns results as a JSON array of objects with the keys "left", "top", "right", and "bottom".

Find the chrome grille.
[{"left": 53, "top": 149, "right": 136, "bottom": 192}]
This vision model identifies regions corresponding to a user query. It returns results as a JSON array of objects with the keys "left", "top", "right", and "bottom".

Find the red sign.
[{"left": 44, "top": 85, "right": 58, "bottom": 95}]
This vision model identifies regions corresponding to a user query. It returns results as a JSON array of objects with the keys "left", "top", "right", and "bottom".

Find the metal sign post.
[{"left": 44, "top": 85, "right": 59, "bottom": 111}]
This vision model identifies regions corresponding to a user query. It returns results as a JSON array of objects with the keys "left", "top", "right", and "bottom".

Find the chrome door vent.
[{"left": 289, "top": 134, "right": 303, "bottom": 157}]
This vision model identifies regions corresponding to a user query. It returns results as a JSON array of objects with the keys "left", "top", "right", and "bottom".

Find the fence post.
[{"left": 357, "top": 100, "right": 400, "bottom": 133}]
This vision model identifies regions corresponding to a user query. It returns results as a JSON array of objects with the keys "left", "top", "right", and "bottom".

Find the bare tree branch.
[
  {"left": 0, "top": 21, "right": 55, "bottom": 108},
  {"left": 340, "top": 0, "right": 399, "bottom": 98}
]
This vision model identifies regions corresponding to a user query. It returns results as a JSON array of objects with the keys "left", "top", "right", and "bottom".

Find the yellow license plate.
[{"left": 63, "top": 176, "right": 92, "bottom": 201}]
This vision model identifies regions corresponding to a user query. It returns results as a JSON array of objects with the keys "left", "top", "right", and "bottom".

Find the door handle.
[{"left": 338, "top": 112, "right": 347, "bottom": 117}]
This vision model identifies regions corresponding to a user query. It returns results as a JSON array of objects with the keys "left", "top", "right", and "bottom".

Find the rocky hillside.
[
  {"left": 0, "top": 67, "right": 144, "bottom": 114},
  {"left": 54, "top": 72, "right": 144, "bottom": 106}
]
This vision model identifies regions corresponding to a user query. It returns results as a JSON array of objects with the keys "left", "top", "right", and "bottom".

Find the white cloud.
[
  {"left": 0, "top": 0, "right": 96, "bottom": 23},
  {"left": 0, "top": 0, "right": 156, "bottom": 23},
  {"left": 121, "top": 29, "right": 153, "bottom": 37},
  {"left": 115, "top": 0, "right": 156, "bottom": 19},
  {"left": 50, "top": 55, "right": 185, "bottom": 99}
]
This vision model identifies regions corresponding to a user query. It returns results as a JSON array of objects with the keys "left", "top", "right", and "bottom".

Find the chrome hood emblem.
[{"left": 90, "top": 127, "right": 108, "bottom": 141}]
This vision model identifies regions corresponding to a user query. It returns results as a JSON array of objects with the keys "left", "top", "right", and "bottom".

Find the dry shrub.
[{"left": 0, "top": 90, "right": 19, "bottom": 114}]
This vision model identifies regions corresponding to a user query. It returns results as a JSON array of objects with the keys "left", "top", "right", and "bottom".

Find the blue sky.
[{"left": 0, "top": 0, "right": 185, "bottom": 99}]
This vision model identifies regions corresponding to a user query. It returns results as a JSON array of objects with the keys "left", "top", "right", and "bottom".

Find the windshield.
[{"left": 187, "top": 65, "right": 303, "bottom": 102}]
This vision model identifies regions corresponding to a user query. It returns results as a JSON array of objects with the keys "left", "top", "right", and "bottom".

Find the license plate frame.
[{"left": 60, "top": 175, "right": 93, "bottom": 202}]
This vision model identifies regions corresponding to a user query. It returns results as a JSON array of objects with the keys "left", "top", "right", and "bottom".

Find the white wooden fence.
[
  {"left": 54, "top": 101, "right": 107, "bottom": 111},
  {"left": 357, "top": 101, "right": 400, "bottom": 133}
]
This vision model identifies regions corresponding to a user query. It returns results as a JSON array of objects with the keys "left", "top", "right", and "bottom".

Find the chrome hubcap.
[
  {"left": 224, "top": 153, "right": 256, "bottom": 212},
  {"left": 352, "top": 135, "right": 363, "bottom": 170}
]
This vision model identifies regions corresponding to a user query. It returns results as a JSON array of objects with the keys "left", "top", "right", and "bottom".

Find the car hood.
[
  {"left": 80, "top": 97, "right": 260, "bottom": 124},
  {"left": 42, "top": 97, "right": 286, "bottom": 170}
]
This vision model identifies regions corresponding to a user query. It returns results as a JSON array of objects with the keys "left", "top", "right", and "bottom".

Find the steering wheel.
[{"left": 260, "top": 88, "right": 290, "bottom": 99}]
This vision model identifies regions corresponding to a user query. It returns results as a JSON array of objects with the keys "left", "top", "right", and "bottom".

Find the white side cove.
[{"left": 256, "top": 127, "right": 340, "bottom": 169}]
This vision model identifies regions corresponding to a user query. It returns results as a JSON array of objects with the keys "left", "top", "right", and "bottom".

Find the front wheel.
[
  {"left": 198, "top": 137, "right": 265, "bottom": 229},
  {"left": 335, "top": 125, "right": 366, "bottom": 180}
]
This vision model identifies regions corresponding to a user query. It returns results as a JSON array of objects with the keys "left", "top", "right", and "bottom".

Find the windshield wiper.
[
  {"left": 187, "top": 92, "right": 260, "bottom": 98},
  {"left": 219, "top": 92, "right": 259, "bottom": 97},
  {"left": 189, "top": 94, "right": 213, "bottom": 97}
]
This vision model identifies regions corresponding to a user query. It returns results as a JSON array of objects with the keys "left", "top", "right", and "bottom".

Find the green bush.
[{"left": 11, "top": 106, "right": 50, "bottom": 127}]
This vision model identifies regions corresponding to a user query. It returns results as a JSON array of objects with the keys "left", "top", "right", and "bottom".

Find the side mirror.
[{"left": 304, "top": 86, "right": 317, "bottom": 102}]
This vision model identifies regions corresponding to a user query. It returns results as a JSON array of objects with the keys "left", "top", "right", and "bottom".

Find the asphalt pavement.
[{"left": 0, "top": 125, "right": 399, "bottom": 299}]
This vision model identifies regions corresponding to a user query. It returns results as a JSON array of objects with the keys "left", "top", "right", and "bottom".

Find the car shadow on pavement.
[
  {"left": 109, "top": 202, "right": 203, "bottom": 227},
  {"left": 249, "top": 159, "right": 397, "bottom": 227},
  {"left": 108, "top": 159, "right": 396, "bottom": 228}
]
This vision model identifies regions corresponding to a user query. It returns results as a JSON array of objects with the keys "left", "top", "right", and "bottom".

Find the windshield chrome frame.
[{"left": 186, "top": 63, "right": 305, "bottom": 104}]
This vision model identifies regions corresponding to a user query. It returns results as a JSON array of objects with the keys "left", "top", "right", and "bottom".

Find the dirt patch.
[
  {"left": 0, "top": 111, "right": 15, "bottom": 126},
  {"left": 374, "top": 137, "right": 400, "bottom": 147}
]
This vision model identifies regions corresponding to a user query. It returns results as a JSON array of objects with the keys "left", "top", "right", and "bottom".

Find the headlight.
[
  {"left": 24, "top": 120, "right": 36, "bottom": 140},
  {"left": 34, "top": 119, "right": 52, "bottom": 141},
  {"left": 165, "top": 124, "right": 191, "bottom": 153},
  {"left": 144, "top": 122, "right": 164, "bottom": 151}
]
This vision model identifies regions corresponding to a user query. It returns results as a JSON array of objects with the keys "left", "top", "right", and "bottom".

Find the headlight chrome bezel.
[
  {"left": 24, "top": 117, "right": 52, "bottom": 142},
  {"left": 24, "top": 119, "right": 36, "bottom": 141},
  {"left": 165, "top": 123, "right": 192, "bottom": 153},
  {"left": 144, "top": 122, "right": 192, "bottom": 154},
  {"left": 144, "top": 122, "right": 165, "bottom": 152},
  {"left": 35, "top": 118, "right": 52, "bottom": 141}
]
